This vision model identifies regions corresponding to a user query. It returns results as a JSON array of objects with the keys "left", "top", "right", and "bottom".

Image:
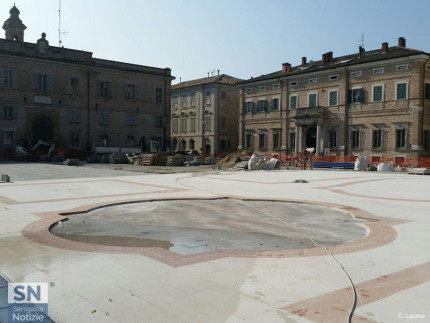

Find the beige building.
[
  {"left": 238, "top": 37, "right": 430, "bottom": 160},
  {"left": 171, "top": 74, "right": 241, "bottom": 154},
  {"left": 0, "top": 5, "right": 174, "bottom": 158}
]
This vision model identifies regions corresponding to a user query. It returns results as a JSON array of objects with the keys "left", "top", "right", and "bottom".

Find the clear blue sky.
[{"left": 2, "top": 0, "right": 430, "bottom": 84}]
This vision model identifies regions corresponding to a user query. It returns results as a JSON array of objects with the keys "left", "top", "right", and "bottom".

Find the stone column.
[
  {"left": 316, "top": 123, "right": 322, "bottom": 155},
  {"left": 295, "top": 125, "right": 300, "bottom": 154}
]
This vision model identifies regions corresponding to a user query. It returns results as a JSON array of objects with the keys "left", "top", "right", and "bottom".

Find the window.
[
  {"left": 351, "top": 71, "right": 362, "bottom": 78},
  {"left": 395, "top": 128, "right": 406, "bottom": 148},
  {"left": 272, "top": 132, "right": 280, "bottom": 149},
  {"left": 256, "top": 99, "right": 267, "bottom": 112},
  {"left": 173, "top": 119, "right": 178, "bottom": 132},
  {"left": 126, "top": 112, "right": 136, "bottom": 126},
  {"left": 221, "top": 91, "right": 226, "bottom": 99},
  {"left": 99, "top": 111, "right": 110, "bottom": 125},
  {"left": 351, "top": 128, "right": 360, "bottom": 149},
  {"left": 127, "top": 136, "right": 135, "bottom": 147},
  {"left": 424, "top": 130, "right": 430, "bottom": 149},
  {"left": 220, "top": 117, "right": 226, "bottom": 130},
  {"left": 244, "top": 101, "right": 254, "bottom": 114},
  {"left": 348, "top": 88, "right": 364, "bottom": 104},
  {"left": 329, "top": 129, "right": 337, "bottom": 148},
  {"left": 270, "top": 98, "right": 280, "bottom": 111},
  {"left": 426, "top": 84, "right": 430, "bottom": 99},
  {"left": 3, "top": 131, "right": 13, "bottom": 146},
  {"left": 69, "top": 109, "right": 81, "bottom": 123},
  {"left": 329, "top": 90, "right": 338, "bottom": 106},
  {"left": 70, "top": 134, "right": 80, "bottom": 148},
  {"left": 259, "top": 85, "right": 266, "bottom": 92},
  {"left": 273, "top": 83, "right": 280, "bottom": 89},
  {"left": 181, "top": 95, "right": 187, "bottom": 107},
  {"left": 190, "top": 118, "right": 195, "bottom": 132},
  {"left": 191, "top": 93, "right": 196, "bottom": 105},
  {"left": 125, "top": 84, "right": 136, "bottom": 100},
  {"left": 329, "top": 74, "right": 338, "bottom": 81},
  {"left": 97, "top": 81, "right": 112, "bottom": 97},
  {"left": 308, "top": 78, "right": 317, "bottom": 84},
  {"left": 155, "top": 116, "right": 164, "bottom": 128},
  {"left": 71, "top": 78, "right": 79, "bottom": 95},
  {"left": 245, "top": 133, "right": 252, "bottom": 149},
  {"left": 372, "top": 129, "right": 382, "bottom": 149},
  {"left": 205, "top": 91, "right": 211, "bottom": 105},
  {"left": 2, "top": 106, "right": 16, "bottom": 120},
  {"left": 259, "top": 133, "right": 266, "bottom": 149},
  {"left": 308, "top": 93, "right": 317, "bottom": 107},
  {"left": 396, "top": 82, "right": 408, "bottom": 100},
  {"left": 290, "top": 95, "right": 298, "bottom": 110},
  {"left": 3, "top": 69, "right": 13, "bottom": 88},
  {"left": 396, "top": 64, "right": 408, "bottom": 71},
  {"left": 290, "top": 132, "right": 296, "bottom": 148},
  {"left": 373, "top": 67, "right": 384, "bottom": 75},
  {"left": 205, "top": 115, "right": 211, "bottom": 131},
  {"left": 372, "top": 85, "right": 384, "bottom": 102},
  {"left": 155, "top": 87, "right": 163, "bottom": 103},
  {"left": 100, "top": 135, "right": 108, "bottom": 147},
  {"left": 290, "top": 81, "right": 298, "bottom": 86},
  {"left": 37, "top": 74, "right": 49, "bottom": 93},
  {"left": 172, "top": 96, "right": 178, "bottom": 108},
  {"left": 181, "top": 118, "right": 187, "bottom": 132},
  {"left": 246, "top": 88, "right": 253, "bottom": 94}
]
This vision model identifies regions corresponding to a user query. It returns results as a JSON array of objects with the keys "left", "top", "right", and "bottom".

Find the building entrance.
[
  {"left": 32, "top": 115, "right": 53, "bottom": 143},
  {"left": 306, "top": 126, "right": 317, "bottom": 150}
]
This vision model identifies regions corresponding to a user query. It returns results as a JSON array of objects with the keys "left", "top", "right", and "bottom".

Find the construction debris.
[
  {"left": 62, "top": 159, "right": 80, "bottom": 166},
  {"left": 354, "top": 156, "right": 368, "bottom": 171},
  {"left": 216, "top": 151, "right": 251, "bottom": 169}
]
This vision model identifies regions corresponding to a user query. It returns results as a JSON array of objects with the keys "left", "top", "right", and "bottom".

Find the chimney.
[
  {"left": 328, "top": 51, "right": 333, "bottom": 62},
  {"left": 322, "top": 53, "right": 327, "bottom": 64},
  {"left": 302, "top": 57, "right": 307, "bottom": 65},
  {"left": 398, "top": 37, "right": 406, "bottom": 47},
  {"left": 382, "top": 42, "right": 388, "bottom": 53},
  {"left": 282, "top": 63, "right": 291, "bottom": 73},
  {"left": 217, "top": 69, "right": 220, "bottom": 76},
  {"left": 359, "top": 46, "right": 365, "bottom": 57}
]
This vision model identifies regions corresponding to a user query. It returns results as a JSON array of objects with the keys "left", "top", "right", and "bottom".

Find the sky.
[{"left": 2, "top": 0, "right": 430, "bottom": 84}]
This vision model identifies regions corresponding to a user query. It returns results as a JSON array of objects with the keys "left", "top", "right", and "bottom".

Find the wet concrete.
[{"left": 50, "top": 199, "right": 367, "bottom": 255}]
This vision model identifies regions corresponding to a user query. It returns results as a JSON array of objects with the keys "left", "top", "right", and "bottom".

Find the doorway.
[
  {"left": 32, "top": 115, "right": 53, "bottom": 144},
  {"left": 306, "top": 126, "right": 316, "bottom": 149}
]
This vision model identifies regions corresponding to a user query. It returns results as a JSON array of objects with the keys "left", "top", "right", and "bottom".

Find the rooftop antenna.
[
  {"left": 359, "top": 33, "right": 364, "bottom": 48},
  {"left": 58, "top": 0, "right": 69, "bottom": 47}
]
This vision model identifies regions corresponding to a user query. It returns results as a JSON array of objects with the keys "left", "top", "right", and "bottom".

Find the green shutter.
[{"left": 359, "top": 88, "right": 364, "bottom": 103}]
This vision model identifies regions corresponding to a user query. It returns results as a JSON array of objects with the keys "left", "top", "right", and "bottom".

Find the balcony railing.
[{"left": 293, "top": 106, "right": 327, "bottom": 119}]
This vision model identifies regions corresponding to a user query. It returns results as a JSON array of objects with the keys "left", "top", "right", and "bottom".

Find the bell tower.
[{"left": 3, "top": 4, "right": 26, "bottom": 41}]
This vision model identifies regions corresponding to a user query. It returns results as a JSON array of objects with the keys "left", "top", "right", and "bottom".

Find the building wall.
[
  {"left": 171, "top": 82, "right": 239, "bottom": 154},
  {"left": 0, "top": 47, "right": 172, "bottom": 155},
  {"left": 239, "top": 55, "right": 430, "bottom": 158}
]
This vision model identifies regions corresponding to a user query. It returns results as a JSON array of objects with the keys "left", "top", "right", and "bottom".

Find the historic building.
[
  {"left": 0, "top": 5, "right": 174, "bottom": 158},
  {"left": 171, "top": 74, "right": 241, "bottom": 154},
  {"left": 238, "top": 38, "right": 430, "bottom": 160}
]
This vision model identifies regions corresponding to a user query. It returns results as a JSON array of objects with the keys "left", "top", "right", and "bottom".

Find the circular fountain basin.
[{"left": 50, "top": 199, "right": 367, "bottom": 255}]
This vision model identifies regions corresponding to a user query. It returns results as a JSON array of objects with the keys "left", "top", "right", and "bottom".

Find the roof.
[
  {"left": 172, "top": 74, "right": 242, "bottom": 90},
  {"left": 237, "top": 46, "right": 427, "bottom": 85}
]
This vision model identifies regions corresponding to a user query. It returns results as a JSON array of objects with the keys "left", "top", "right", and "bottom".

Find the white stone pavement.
[{"left": 0, "top": 166, "right": 429, "bottom": 322}]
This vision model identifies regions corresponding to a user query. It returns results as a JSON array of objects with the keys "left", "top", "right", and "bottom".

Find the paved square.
[{"left": 0, "top": 163, "right": 429, "bottom": 322}]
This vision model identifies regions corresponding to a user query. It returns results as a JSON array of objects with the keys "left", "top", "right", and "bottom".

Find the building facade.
[
  {"left": 0, "top": 5, "right": 174, "bottom": 158},
  {"left": 171, "top": 74, "right": 241, "bottom": 154},
  {"left": 238, "top": 38, "right": 430, "bottom": 160}
]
